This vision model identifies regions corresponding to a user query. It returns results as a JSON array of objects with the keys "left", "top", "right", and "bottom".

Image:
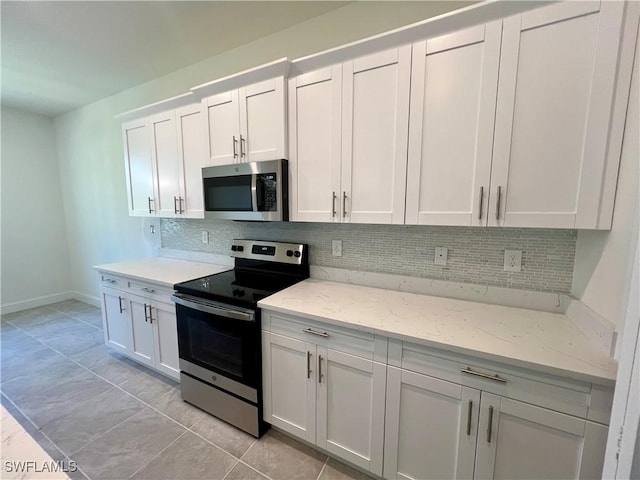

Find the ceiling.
[{"left": 1, "top": 1, "right": 350, "bottom": 117}]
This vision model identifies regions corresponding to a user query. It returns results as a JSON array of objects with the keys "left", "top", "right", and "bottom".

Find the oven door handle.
[{"left": 171, "top": 293, "right": 255, "bottom": 322}]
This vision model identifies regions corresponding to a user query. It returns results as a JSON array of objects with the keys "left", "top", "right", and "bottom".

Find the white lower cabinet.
[
  {"left": 262, "top": 318, "right": 386, "bottom": 476},
  {"left": 384, "top": 366, "right": 609, "bottom": 480},
  {"left": 383, "top": 366, "right": 479, "bottom": 479},
  {"left": 98, "top": 274, "right": 180, "bottom": 381},
  {"left": 101, "top": 286, "right": 131, "bottom": 355},
  {"left": 262, "top": 309, "right": 612, "bottom": 480},
  {"left": 475, "top": 394, "right": 608, "bottom": 480}
]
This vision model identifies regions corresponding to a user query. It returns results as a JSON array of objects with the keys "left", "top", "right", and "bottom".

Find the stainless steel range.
[{"left": 171, "top": 239, "right": 309, "bottom": 437}]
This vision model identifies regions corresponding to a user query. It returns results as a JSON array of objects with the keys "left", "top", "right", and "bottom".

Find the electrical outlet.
[
  {"left": 434, "top": 247, "right": 448, "bottom": 266},
  {"left": 504, "top": 249, "right": 522, "bottom": 272},
  {"left": 332, "top": 240, "right": 342, "bottom": 257},
  {"left": 202, "top": 231, "right": 209, "bottom": 244}
]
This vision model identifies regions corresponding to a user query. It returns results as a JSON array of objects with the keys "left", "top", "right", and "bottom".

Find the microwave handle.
[{"left": 251, "top": 174, "right": 259, "bottom": 212}]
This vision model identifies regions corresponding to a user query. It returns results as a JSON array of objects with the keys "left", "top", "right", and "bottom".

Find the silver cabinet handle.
[
  {"left": 240, "top": 135, "right": 246, "bottom": 158},
  {"left": 102, "top": 277, "right": 116, "bottom": 284},
  {"left": 173, "top": 196, "right": 179, "bottom": 214},
  {"left": 495, "top": 186, "right": 502, "bottom": 220},
  {"left": 342, "top": 192, "right": 347, "bottom": 218},
  {"left": 307, "top": 351, "right": 312, "bottom": 379},
  {"left": 467, "top": 400, "right": 473, "bottom": 436},
  {"left": 148, "top": 197, "right": 154, "bottom": 214},
  {"left": 179, "top": 197, "right": 185, "bottom": 214},
  {"left": 149, "top": 305, "right": 154, "bottom": 324},
  {"left": 141, "top": 287, "right": 156, "bottom": 294},
  {"left": 487, "top": 405, "right": 494, "bottom": 443},
  {"left": 478, "top": 186, "right": 484, "bottom": 220},
  {"left": 318, "top": 355, "right": 324, "bottom": 383},
  {"left": 118, "top": 296, "right": 124, "bottom": 314},
  {"left": 144, "top": 303, "right": 150, "bottom": 322},
  {"left": 332, "top": 192, "right": 337, "bottom": 218},
  {"left": 461, "top": 367, "right": 506, "bottom": 383},
  {"left": 303, "top": 328, "right": 329, "bottom": 338},
  {"left": 232, "top": 136, "right": 238, "bottom": 159}
]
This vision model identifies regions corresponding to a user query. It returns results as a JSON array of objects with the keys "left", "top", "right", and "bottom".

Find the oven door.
[{"left": 172, "top": 293, "right": 260, "bottom": 401}]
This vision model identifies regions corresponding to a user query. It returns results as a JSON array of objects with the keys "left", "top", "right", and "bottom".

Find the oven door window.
[
  {"left": 176, "top": 304, "right": 258, "bottom": 388},
  {"left": 203, "top": 175, "right": 253, "bottom": 211}
]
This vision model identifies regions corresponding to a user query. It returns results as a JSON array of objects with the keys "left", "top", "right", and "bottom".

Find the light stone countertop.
[
  {"left": 93, "top": 257, "right": 230, "bottom": 288},
  {"left": 258, "top": 279, "right": 618, "bottom": 386}
]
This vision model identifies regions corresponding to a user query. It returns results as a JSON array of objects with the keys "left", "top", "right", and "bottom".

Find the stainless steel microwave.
[{"left": 202, "top": 159, "right": 288, "bottom": 221}]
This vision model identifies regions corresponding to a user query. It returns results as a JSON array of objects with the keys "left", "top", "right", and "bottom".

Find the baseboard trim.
[
  {"left": 0, "top": 292, "right": 74, "bottom": 316},
  {"left": 71, "top": 291, "right": 100, "bottom": 308}
]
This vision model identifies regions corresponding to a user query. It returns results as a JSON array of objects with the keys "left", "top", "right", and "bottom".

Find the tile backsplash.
[{"left": 161, "top": 219, "right": 576, "bottom": 294}]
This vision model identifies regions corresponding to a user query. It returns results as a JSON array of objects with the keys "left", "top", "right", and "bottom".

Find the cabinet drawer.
[
  {"left": 128, "top": 280, "right": 173, "bottom": 302},
  {"left": 99, "top": 273, "right": 127, "bottom": 289},
  {"left": 400, "top": 341, "right": 593, "bottom": 420},
  {"left": 264, "top": 311, "right": 385, "bottom": 361}
]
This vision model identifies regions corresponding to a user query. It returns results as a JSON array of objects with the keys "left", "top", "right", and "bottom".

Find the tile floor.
[{"left": 0, "top": 300, "right": 374, "bottom": 480}]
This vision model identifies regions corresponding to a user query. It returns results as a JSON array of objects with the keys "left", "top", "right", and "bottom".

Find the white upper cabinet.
[
  {"left": 203, "top": 77, "right": 287, "bottom": 166},
  {"left": 405, "top": 23, "right": 502, "bottom": 227},
  {"left": 290, "top": 47, "right": 411, "bottom": 224},
  {"left": 342, "top": 47, "right": 411, "bottom": 224},
  {"left": 150, "top": 111, "right": 180, "bottom": 217},
  {"left": 122, "top": 104, "right": 206, "bottom": 219},
  {"left": 123, "top": 119, "right": 155, "bottom": 216},
  {"left": 405, "top": 1, "right": 633, "bottom": 229},
  {"left": 288, "top": 66, "right": 342, "bottom": 222},
  {"left": 176, "top": 103, "right": 206, "bottom": 218},
  {"left": 489, "top": 1, "right": 628, "bottom": 229}
]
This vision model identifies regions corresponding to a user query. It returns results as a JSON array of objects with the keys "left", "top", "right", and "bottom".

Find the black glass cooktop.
[{"left": 174, "top": 269, "right": 305, "bottom": 308}]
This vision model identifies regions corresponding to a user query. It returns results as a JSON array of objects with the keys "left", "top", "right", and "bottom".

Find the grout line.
[
  {"left": 316, "top": 457, "right": 329, "bottom": 480},
  {"left": 126, "top": 430, "right": 188, "bottom": 479},
  {"left": 220, "top": 460, "right": 240, "bottom": 480}
]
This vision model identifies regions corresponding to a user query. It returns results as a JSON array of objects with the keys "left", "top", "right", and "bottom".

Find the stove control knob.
[
  {"left": 286, "top": 250, "right": 293, "bottom": 257},
  {"left": 294, "top": 251, "right": 301, "bottom": 258},
  {"left": 231, "top": 245, "right": 237, "bottom": 251},
  {"left": 237, "top": 246, "right": 244, "bottom": 252}
]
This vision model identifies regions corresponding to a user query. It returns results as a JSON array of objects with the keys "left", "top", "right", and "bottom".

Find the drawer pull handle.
[
  {"left": 103, "top": 277, "right": 116, "bottom": 283},
  {"left": 307, "top": 351, "right": 312, "bottom": 379},
  {"left": 466, "top": 400, "right": 473, "bottom": 436},
  {"left": 487, "top": 405, "right": 494, "bottom": 443},
  {"left": 303, "top": 328, "right": 329, "bottom": 338},
  {"left": 460, "top": 367, "right": 506, "bottom": 383},
  {"left": 141, "top": 287, "right": 156, "bottom": 294}
]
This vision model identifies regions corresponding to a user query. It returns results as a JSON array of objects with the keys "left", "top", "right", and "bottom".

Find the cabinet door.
[
  {"left": 317, "top": 348, "right": 386, "bottom": 475},
  {"left": 127, "top": 294, "right": 155, "bottom": 368},
  {"left": 239, "top": 77, "right": 287, "bottom": 162},
  {"left": 101, "top": 287, "right": 131, "bottom": 355},
  {"left": 150, "top": 111, "right": 180, "bottom": 217},
  {"left": 490, "top": 2, "right": 626, "bottom": 228},
  {"left": 151, "top": 299, "right": 180, "bottom": 380},
  {"left": 262, "top": 332, "right": 316, "bottom": 443},
  {"left": 122, "top": 119, "right": 155, "bottom": 216},
  {"left": 405, "top": 23, "right": 501, "bottom": 226},
  {"left": 176, "top": 103, "right": 205, "bottom": 218},
  {"left": 383, "top": 366, "right": 479, "bottom": 480},
  {"left": 342, "top": 46, "right": 411, "bottom": 224},
  {"left": 288, "top": 66, "right": 342, "bottom": 222},
  {"left": 203, "top": 91, "right": 240, "bottom": 166},
  {"left": 475, "top": 394, "right": 608, "bottom": 479}
]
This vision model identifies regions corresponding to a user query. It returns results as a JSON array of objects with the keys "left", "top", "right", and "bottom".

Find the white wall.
[
  {"left": 572, "top": 28, "right": 639, "bottom": 338},
  {"left": 53, "top": 1, "right": 472, "bottom": 302},
  {"left": 1, "top": 107, "right": 72, "bottom": 312}
]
